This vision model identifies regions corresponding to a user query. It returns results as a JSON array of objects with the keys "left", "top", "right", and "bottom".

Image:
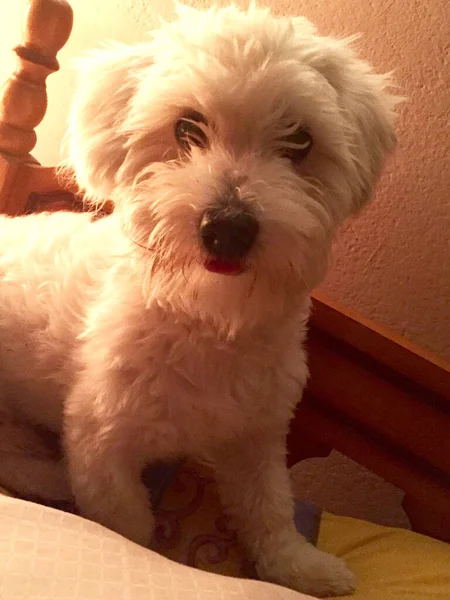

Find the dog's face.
[{"left": 67, "top": 4, "right": 396, "bottom": 335}]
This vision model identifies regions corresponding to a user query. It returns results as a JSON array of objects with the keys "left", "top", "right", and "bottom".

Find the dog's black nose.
[{"left": 199, "top": 204, "right": 259, "bottom": 261}]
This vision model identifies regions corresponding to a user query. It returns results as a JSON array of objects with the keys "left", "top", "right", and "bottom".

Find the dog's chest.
[{"left": 120, "top": 321, "right": 302, "bottom": 457}]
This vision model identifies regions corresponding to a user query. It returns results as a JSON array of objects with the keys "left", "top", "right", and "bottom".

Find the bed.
[{"left": 0, "top": 1, "right": 449, "bottom": 598}]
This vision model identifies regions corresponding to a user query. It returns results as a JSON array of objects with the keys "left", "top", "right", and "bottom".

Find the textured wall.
[{"left": 1, "top": 0, "right": 449, "bottom": 358}]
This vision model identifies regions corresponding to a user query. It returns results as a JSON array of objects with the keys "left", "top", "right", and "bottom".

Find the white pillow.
[{"left": 0, "top": 495, "right": 311, "bottom": 599}]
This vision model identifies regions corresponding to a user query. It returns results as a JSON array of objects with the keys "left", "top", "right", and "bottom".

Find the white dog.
[{"left": 0, "top": 4, "right": 396, "bottom": 597}]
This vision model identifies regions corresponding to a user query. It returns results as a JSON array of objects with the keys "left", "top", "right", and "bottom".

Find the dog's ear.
[
  {"left": 293, "top": 19, "right": 399, "bottom": 212},
  {"left": 65, "top": 42, "right": 153, "bottom": 206}
]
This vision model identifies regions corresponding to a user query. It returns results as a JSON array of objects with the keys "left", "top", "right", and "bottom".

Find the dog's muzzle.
[{"left": 199, "top": 202, "right": 259, "bottom": 275}]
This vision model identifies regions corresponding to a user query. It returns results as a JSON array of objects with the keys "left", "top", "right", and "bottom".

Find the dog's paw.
[
  {"left": 76, "top": 495, "right": 155, "bottom": 548},
  {"left": 116, "top": 511, "right": 155, "bottom": 548},
  {"left": 256, "top": 542, "right": 355, "bottom": 598}
]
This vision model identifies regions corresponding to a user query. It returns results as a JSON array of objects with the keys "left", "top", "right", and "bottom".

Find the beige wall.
[{"left": 1, "top": 0, "right": 449, "bottom": 358}]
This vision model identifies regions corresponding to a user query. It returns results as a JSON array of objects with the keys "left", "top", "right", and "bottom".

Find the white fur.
[{"left": 0, "top": 4, "right": 396, "bottom": 597}]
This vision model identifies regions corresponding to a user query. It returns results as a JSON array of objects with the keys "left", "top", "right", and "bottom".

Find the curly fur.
[{"left": 0, "top": 4, "right": 396, "bottom": 597}]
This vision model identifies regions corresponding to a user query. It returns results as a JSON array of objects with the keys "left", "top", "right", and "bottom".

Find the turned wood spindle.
[{"left": 0, "top": 0, "right": 73, "bottom": 157}]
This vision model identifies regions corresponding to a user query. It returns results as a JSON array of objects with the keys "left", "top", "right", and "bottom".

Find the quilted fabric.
[{"left": 0, "top": 494, "right": 311, "bottom": 600}]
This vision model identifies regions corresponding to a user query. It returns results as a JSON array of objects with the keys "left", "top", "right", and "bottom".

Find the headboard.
[{"left": 1, "top": 0, "right": 449, "bottom": 543}]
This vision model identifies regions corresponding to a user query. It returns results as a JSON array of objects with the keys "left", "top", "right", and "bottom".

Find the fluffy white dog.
[{"left": 0, "top": 4, "right": 396, "bottom": 597}]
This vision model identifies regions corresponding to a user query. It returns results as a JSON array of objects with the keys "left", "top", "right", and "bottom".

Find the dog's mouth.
[{"left": 204, "top": 257, "right": 245, "bottom": 275}]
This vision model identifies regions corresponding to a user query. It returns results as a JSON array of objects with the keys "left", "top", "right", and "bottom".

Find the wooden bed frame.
[{"left": 1, "top": 0, "right": 449, "bottom": 543}]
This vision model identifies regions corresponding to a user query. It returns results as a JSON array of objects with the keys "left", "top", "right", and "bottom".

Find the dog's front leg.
[
  {"left": 64, "top": 383, "right": 154, "bottom": 547},
  {"left": 214, "top": 432, "right": 355, "bottom": 598}
]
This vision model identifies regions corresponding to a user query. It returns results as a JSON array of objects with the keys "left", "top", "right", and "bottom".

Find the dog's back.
[{"left": 0, "top": 211, "right": 111, "bottom": 430}]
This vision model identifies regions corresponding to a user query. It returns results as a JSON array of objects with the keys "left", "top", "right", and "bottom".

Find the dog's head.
[{"left": 67, "top": 4, "right": 397, "bottom": 335}]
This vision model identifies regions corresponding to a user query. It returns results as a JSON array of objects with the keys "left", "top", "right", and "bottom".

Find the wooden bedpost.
[{"left": 0, "top": 0, "right": 73, "bottom": 215}]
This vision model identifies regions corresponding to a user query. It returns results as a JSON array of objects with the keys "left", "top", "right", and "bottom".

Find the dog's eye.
[
  {"left": 175, "top": 111, "right": 209, "bottom": 152},
  {"left": 280, "top": 127, "right": 313, "bottom": 162}
]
